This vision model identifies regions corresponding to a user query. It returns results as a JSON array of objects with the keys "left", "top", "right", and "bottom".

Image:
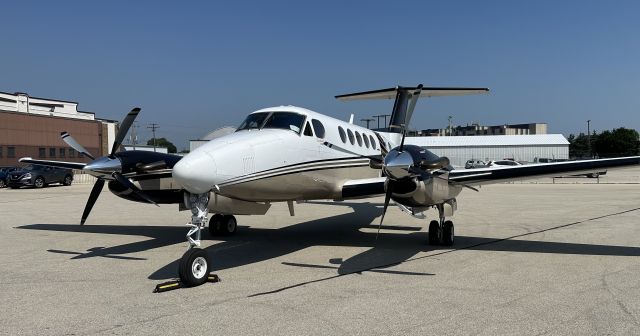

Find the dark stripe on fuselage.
[{"left": 219, "top": 157, "right": 371, "bottom": 186}]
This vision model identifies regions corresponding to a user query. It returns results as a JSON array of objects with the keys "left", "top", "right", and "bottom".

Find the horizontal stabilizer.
[{"left": 336, "top": 86, "right": 489, "bottom": 101}]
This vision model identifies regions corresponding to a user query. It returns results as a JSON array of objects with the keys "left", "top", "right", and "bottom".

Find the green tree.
[
  {"left": 147, "top": 137, "right": 177, "bottom": 153},
  {"left": 593, "top": 127, "right": 640, "bottom": 157},
  {"left": 568, "top": 132, "right": 597, "bottom": 158}
]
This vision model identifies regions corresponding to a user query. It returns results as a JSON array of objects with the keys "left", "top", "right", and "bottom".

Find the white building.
[
  {"left": 406, "top": 134, "right": 569, "bottom": 167},
  {"left": 190, "top": 126, "right": 236, "bottom": 152}
]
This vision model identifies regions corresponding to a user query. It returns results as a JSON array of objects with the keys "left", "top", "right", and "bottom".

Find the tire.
[
  {"left": 208, "top": 214, "right": 224, "bottom": 236},
  {"left": 0, "top": 179, "right": 5, "bottom": 188},
  {"left": 34, "top": 176, "right": 45, "bottom": 188},
  {"left": 220, "top": 215, "right": 237, "bottom": 236},
  {"left": 178, "top": 248, "right": 210, "bottom": 287},
  {"left": 428, "top": 220, "right": 440, "bottom": 245},
  {"left": 442, "top": 220, "right": 454, "bottom": 246},
  {"left": 63, "top": 175, "right": 73, "bottom": 186}
]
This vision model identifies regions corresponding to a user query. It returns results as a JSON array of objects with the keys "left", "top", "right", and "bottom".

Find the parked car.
[
  {"left": 0, "top": 166, "right": 20, "bottom": 188},
  {"left": 487, "top": 160, "right": 522, "bottom": 167},
  {"left": 6, "top": 164, "right": 73, "bottom": 189},
  {"left": 465, "top": 160, "right": 488, "bottom": 169}
]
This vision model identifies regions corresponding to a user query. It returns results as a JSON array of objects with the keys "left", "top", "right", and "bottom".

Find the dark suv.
[
  {"left": 0, "top": 166, "right": 19, "bottom": 188},
  {"left": 6, "top": 164, "right": 73, "bottom": 189}
]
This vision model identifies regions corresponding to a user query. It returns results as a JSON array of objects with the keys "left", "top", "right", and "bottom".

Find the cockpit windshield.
[
  {"left": 237, "top": 111, "right": 306, "bottom": 134},
  {"left": 237, "top": 112, "right": 270, "bottom": 131}
]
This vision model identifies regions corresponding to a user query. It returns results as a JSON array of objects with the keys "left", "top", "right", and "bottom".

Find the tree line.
[{"left": 568, "top": 127, "right": 640, "bottom": 158}]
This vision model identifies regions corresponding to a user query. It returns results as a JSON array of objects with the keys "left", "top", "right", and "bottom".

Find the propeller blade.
[
  {"left": 110, "top": 107, "right": 141, "bottom": 157},
  {"left": 61, "top": 132, "right": 95, "bottom": 160},
  {"left": 399, "top": 84, "right": 423, "bottom": 152},
  {"left": 81, "top": 179, "right": 105, "bottom": 225},
  {"left": 376, "top": 182, "right": 394, "bottom": 241},
  {"left": 112, "top": 172, "right": 158, "bottom": 206}
]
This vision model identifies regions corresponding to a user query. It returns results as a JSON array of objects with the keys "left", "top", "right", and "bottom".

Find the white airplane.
[{"left": 21, "top": 84, "right": 640, "bottom": 287}]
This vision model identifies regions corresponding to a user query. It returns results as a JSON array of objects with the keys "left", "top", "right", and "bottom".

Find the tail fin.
[{"left": 336, "top": 85, "right": 489, "bottom": 133}]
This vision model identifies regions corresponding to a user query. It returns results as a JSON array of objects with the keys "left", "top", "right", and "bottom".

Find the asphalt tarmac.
[{"left": 1, "top": 169, "right": 639, "bottom": 335}]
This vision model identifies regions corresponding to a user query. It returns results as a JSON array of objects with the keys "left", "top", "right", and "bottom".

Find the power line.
[
  {"left": 147, "top": 123, "right": 159, "bottom": 152},
  {"left": 130, "top": 121, "right": 139, "bottom": 150}
]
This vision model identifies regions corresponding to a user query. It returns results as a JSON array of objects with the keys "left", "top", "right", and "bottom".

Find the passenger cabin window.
[
  {"left": 363, "top": 134, "right": 370, "bottom": 148},
  {"left": 303, "top": 122, "right": 313, "bottom": 136},
  {"left": 237, "top": 112, "right": 270, "bottom": 131},
  {"left": 338, "top": 126, "right": 347, "bottom": 143},
  {"left": 370, "top": 135, "right": 377, "bottom": 150},
  {"left": 347, "top": 129, "right": 355, "bottom": 145},
  {"left": 311, "top": 119, "right": 325, "bottom": 138},
  {"left": 262, "top": 112, "right": 305, "bottom": 134},
  {"left": 355, "top": 131, "right": 363, "bottom": 147}
]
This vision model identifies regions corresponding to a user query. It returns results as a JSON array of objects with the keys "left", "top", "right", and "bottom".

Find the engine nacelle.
[{"left": 390, "top": 176, "right": 460, "bottom": 209}]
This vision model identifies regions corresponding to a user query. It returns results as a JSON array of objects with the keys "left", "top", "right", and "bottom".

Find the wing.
[
  {"left": 448, "top": 156, "right": 640, "bottom": 185},
  {"left": 19, "top": 157, "right": 87, "bottom": 170},
  {"left": 341, "top": 177, "right": 386, "bottom": 199}
]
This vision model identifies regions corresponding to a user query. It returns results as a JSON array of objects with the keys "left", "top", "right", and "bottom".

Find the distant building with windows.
[
  {"left": 415, "top": 122, "right": 547, "bottom": 137},
  {"left": 0, "top": 91, "right": 117, "bottom": 166}
]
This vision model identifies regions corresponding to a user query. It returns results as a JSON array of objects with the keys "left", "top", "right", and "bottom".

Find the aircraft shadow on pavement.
[{"left": 16, "top": 201, "right": 640, "bottom": 280}]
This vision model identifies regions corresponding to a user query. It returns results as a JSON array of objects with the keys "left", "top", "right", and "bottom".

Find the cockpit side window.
[
  {"left": 303, "top": 122, "right": 314, "bottom": 136},
  {"left": 311, "top": 119, "right": 325, "bottom": 139},
  {"left": 237, "top": 112, "right": 270, "bottom": 131}
]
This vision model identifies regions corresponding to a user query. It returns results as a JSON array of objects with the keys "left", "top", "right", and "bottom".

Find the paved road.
[{"left": 1, "top": 170, "right": 639, "bottom": 335}]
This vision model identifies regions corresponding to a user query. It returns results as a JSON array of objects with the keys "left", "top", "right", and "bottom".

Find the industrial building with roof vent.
[
  {"left": 0, "top": 91, "right": 118, "bottom": 166},
  {"left": 406, "top": 134, "right": 569, "bottom": 167}
]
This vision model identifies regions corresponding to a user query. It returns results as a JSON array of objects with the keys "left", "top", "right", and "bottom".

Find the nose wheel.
[{"left": 428, "top": 204, "right": 454, "bottom": 246}]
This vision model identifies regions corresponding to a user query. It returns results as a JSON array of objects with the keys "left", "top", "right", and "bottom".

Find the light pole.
[
  {"left": 587, "top": 119, "right": 591, "bottom": 158},
  {"left": 361, "top": 118, "right": 374, "bottom": 129}
]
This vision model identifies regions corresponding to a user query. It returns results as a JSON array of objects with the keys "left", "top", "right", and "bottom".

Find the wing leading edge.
[{"left": 449, "top": 156, "right": 640, "bottom": 185}]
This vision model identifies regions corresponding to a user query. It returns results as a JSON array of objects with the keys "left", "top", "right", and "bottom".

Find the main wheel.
[
  {"left": 0, "top": 179, "right": 5, "bottom": 188},
  {"left": 208, "top": 214, "right": 224, "bottom": 236},
  {"left": 442, "top": 220, "right": 454, "bottom": 246},
  {"left": 178, "top": 248, "right": 210, "bottom": 287},
  {"left": 34, "top": 176, "right": 45, "bottom": 188},
  {"left": 428, "top": 220, "right": 440, "bottom": 245},
  {"left": 63, "top": 175, "right": 73, "bottom": 186},
  {"left": 219, "top": 215, "right": 237, "bottom": 236}
]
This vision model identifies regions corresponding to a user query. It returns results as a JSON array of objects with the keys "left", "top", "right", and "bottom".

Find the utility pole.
[
  {"left": 147, "top": 123, "right": 159, "bottom": 152},
  {"left": 381, "top": 114, "right": 390, "bottom": 129},
  {"left": 130, "top": 121, "right": 139, "bottom": 150},
  {"left": 587, "top": 119, "right": 591, "bottom": 158},
  {"left": 361, "top": 118, "right": 374, "bottom": 129},
  {"left": 448, "top": 116, "right": 452, "bottom": 136}
]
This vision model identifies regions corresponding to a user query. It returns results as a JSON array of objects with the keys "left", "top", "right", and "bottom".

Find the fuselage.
[{"left": 173, "top": 106, "right": 390, "bottom": 201}]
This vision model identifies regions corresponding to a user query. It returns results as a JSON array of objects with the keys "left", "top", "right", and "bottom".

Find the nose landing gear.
[{"left": 179, "top": 192, "right": 211, "bottom": 287}]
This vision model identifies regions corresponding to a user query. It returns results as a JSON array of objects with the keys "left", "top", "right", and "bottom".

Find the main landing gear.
[
  {"left": 428, "top": 204, "right": 454, "bottom": 246},
  {"left": 208, "top": 214, "right": 238, "bottom": 236}
]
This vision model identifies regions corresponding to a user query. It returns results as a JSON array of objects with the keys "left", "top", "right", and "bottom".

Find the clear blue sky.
[{"left": 2, "top": 1, "right": 639, "bottom": 150}]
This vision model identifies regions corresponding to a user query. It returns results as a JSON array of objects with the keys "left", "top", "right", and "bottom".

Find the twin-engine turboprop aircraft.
[{"left": 21, "top": 84, "right": 640, "bottom": 287}]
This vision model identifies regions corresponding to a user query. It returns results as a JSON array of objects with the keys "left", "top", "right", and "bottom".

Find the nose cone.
[
  {"left": 172, "top": 151, "right": 217, "bottom": 194},
  {"left": 84, "top": 156, "right": 122, "bottom": 178}
]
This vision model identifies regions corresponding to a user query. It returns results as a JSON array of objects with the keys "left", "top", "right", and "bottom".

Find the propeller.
[
  {"left": 62, "top": 107, "right": 156, "bottom": 225},
  {"left": 61, "top": 131, "right": 95, "bottom": 160},
  {"left": 376, "top": 181, "right": 394, "bottom": 241},
  {"left": 110, "top": 107, "right": 140, "bottom": 157}
]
